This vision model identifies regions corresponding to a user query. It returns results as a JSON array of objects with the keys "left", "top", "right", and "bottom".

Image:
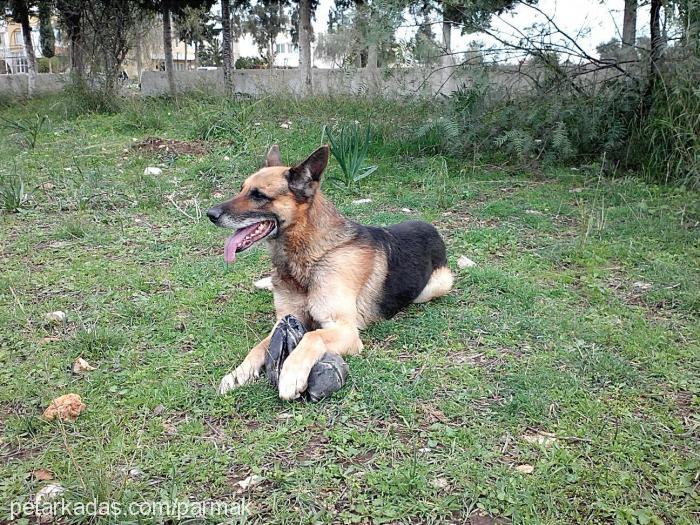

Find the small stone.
[
  {"left": 457, "top": 255, "right": 476, "bottom": 269},
  {"left": 72, "top": 357, "right": 96, "bottom": 374},
  {"left": 253, "top": 276, "right": 274, "bottom": 290},
  {"left": 152, "top": 404, "right": 165, "bottom": 416},
  {"left": 632, "top": 281, "right": 652, "bottom": 291},
  {"left": 128, "top": 467, "right": 143, "bottom": 478},
  {"left": 237, "top": 474, "right": 264, "bottom": 490},
  {"left": 430, "top": 477, "right": 449, "bottom": 490},
  {"left": 352, "top": 198, "right": 372, "bottom": 205},
  {"left": 522, "top": 432, "right": 557, "bottom": 447},
  {"left": 401, "top": 208, "right": 412, "bottom": 213},
  {"left": 45, "top": 311, "right": 67, "bottom": 325},
  {"left": 515, "top": 464, "right": 534, "bottom": 474},
  {"left": 144, "top": 167, "right": 162, "bottom": 176},
  {"left": 35, "top": 483, "right": 64, "bottom": 505}
]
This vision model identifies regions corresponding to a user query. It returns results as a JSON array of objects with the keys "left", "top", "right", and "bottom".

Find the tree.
[
  {"left": 1, "top": 1, "right": 38, "bottom": 95},
  {"left": 81, "top": 0, "right": 141, "bottom": 93},
  {"left": 175, "top": 5, "right": 210, "bottom": 70},
  {"left": 139, "top": 1, "right": 214, "bottom": 97},
  {"left": 38, "top": 0, "right": 55, "bottom": 59},
  {"left": 221, "top": 0, "right": 232, "bottom": 91},
  {"left": 622, "top": 0, "right": 637, "bottom": 47},
  {"left": 243, "top": 0, "right": 289, "bottom": 69},
  {"left": 297, "top": 0, "right": 319, "bottom": 93},
  {"left": 56, "top": 0, "right": 84, "bottom": 79}
]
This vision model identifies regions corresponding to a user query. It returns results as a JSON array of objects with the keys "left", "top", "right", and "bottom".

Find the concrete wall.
[
  {"left": 0, "top": 65, "right": 609, "bottom": 99},
  {"left": 140, "top": 67, "right": 466, "bottom": 98},
  {"left": 0, "top": 73, "right": 68, "bottom": 97}
]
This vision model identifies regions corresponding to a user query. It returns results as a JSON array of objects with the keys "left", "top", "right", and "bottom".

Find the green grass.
[{"left": 0, "top": 93, "right": 698, "bottom": 525}]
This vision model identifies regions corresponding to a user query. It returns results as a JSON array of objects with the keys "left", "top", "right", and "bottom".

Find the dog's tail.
[{"left": 413, "top": 266, "right": 454, "bottom": 303}]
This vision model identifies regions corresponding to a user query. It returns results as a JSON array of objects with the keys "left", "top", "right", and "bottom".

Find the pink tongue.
[{"left": 223, "top": 224, "right": 259, "bottom": 263}]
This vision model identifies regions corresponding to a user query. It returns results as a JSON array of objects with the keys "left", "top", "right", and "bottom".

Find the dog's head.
[{"left": 207, "top": 144, "right": 329, "bottom": 263}]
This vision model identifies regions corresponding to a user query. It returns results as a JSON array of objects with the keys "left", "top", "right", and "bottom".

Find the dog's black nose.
[{"left": 207, "top": 206, "right": 224, "bottom": 223}]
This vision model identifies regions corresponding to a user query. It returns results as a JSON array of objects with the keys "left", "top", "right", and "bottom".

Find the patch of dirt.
[{"left": 132, "top": 137, "right": 210, "bottom": 157}]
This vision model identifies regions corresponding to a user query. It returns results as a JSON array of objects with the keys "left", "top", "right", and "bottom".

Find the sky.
[{"left": 236, "top": 1, "right": 651, "bottom": 61}]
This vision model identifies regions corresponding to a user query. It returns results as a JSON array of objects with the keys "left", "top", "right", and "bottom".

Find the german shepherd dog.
[{"left": 208, "top": 145, "right": 453, "bottom": 400}]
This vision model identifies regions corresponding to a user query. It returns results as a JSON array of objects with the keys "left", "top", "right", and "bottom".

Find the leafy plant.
[
  {"left": 0, "top": 168, "right": 29, "bottom": 213},
  {"left": 1, "top": 113, "right": 49, "bottom": 149},
  {"left": 323, "top": 121, "right": 378, "bottom": 188}
]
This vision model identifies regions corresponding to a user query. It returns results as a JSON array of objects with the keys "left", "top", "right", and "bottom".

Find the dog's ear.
[
  {"left": 286, "top": 145, "right": 329, "bottom": 200},
  {"left": 265, "top": 144, "right": 282, "bottom": 167}
]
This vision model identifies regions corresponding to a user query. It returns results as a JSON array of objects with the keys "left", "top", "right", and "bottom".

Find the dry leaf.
[
  {"left": 72, "top": 357, "right": 96, "bottom": 374},
  {"left": 43, "top": 394, "right": 86, "bottom": 422},
  {"left": 39, "top": 336, "right": 61, "bottom": 345},
  {"left": 515, "top": 464, "right": 534, "bottom": 474},
  {"left": 32, "top": 468, "right": 54, "bottom": 481},
  {"left": 237, "top": 475, "right": 264, "bottom": 490},
  {"left": 458, "top": 255, "right": 476, "bottom": 269}
]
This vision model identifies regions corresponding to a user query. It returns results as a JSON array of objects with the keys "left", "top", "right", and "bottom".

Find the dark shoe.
[{"left": 264, "top": 314, "right": 349, "bottom": 402}]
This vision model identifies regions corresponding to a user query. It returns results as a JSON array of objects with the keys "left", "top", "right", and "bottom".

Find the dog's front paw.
[
  {"left": 277, "top": 363, "right": 310, "bottom": 401},
  {"left": 218, "top": 363, "right": 259, "bottom": 395}
]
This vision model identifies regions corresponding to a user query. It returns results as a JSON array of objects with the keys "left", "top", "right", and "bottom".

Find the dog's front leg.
[
  {"left": 278, "top": 323, "right": 363, "bottom": 400},
  {"left": 218, "top": 334, "right": 271, "bottom": 394}
]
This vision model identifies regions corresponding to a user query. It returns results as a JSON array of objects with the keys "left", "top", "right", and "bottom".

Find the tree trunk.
[
  {"left": 221, "top": 0, "right": 233, "bottom": 93},
  {"left": 366, "top": 43, "right": 378, "bottom": 69},
  {"left": 184, "top": 41, "right": 188, "bottom": 70},
  {"left": 194, "top": 41, "right": 198, "bottom": 70},
  {"left": 642, "top": 0, "right": 663, "bottom": 120},
  {"left": 268, "top": 39, "right": 274, "bottom": 69},
  {"left": 162, "top": 3, "right": 176, "bottom": 97},
  {"left": 68, "top": 12, "right": 84, "bottom": 80},
  {"left": 299, "top": 0, "right": 312, "bottom": 94},
  {"left": 622, "top": 0, "right": 637, "bottom": 46},
  {"left": 136, "top": 32, "right": 143, "bottom": 82},
  {"left": 17, "top": 1, "right": 37, "bottom": 97},
  {"left": 442, "top": 20, "right": 453, "bottom": 66}
]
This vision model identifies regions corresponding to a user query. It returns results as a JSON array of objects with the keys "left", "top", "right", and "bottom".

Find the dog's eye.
[{"left": 250, "top": 189, "right": 271, "bottom": 202}]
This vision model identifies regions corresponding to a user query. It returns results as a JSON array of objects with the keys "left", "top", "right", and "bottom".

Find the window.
[
  {"left": 15, "top": 58, "right": 28, "bottom": 73},
  {"left": 12, "top": 30, "right": 22, "bottom": 46}
]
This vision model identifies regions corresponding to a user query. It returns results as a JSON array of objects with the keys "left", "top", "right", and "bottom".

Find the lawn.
[{"left": 0, "top": 94, "right": 698, "bottom": 524}]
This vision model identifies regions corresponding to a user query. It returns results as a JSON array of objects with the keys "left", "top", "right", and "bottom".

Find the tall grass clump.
[
  {"left": 628, "top": 54, "right": 700, "bottom": 187},
  {"left": 0, "top": 113, "right": 50, "bottom": 149},
  {"left": 0, "top": 168, "right": 29, "bottom": 213},
  {"left": 323, "top": 121, "right": 378, "bottom": 188}
]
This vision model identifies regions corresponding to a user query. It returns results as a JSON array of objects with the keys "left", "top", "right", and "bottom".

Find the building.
[{"left": 0, "top": 15, "right": 66, "bottom": 74}]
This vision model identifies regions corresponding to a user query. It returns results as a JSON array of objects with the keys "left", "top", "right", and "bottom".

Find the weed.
[
  {"left": 324, "top": 121, "right": 378, "bottom": 189},
  {"left": 0, "top": 113, "right": 49, "bottom": 149},
  {"left": 0, "top": 168, "right": 29, "bottom": 213}
]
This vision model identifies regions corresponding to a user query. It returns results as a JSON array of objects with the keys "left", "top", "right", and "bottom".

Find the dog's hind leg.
[{"left": 413, "top": 266, "right": 454, "bottom": 303}]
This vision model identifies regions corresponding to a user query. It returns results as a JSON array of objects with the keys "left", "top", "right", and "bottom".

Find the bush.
[
  {"left": 37, "top": 56, "right": 69, "bottom": 73},
  {"left": 412, "top": 59, "right": 697, "bottom": 187},
  {"left": 235, "top": 56, "right": 267, "bottom": 69}
]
